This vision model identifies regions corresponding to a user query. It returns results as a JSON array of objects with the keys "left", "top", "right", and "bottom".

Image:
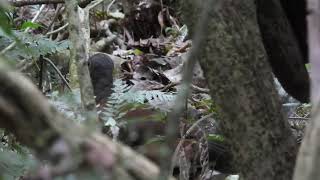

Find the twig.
[
  {"left": 8, "top": 0, "right": 93, "bottom": 7},
  {"left": 170, "top": 113, "right": 214, "bottom": 173},
  {"left": 158, "top": 0, "right": 214, "bottom": 179},
  {"left": 44, "top": 4, "right": 64, "bottom": 34},
  {"left": 288, "top": 117, "right": 310, "bottom": 121},
  {"left": 46, "top": 23, "right": 69, "bottom": 36},
  {"left": 43, "top": 57, "right": 72, "bottom": 91},
  {"left": 107, "top": 0, "right": 116, "bottom": 14},
  {"left": 85, "top": 0, "right": 105, "bottom": 10}
]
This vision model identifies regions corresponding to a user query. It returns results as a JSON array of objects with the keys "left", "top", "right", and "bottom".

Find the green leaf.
[
  {"left": 133, "top": 49, "right": 144, "bottom": 56},
  {"left": 1, "top": 30, "right": 70, "bottom": 60},
  {"left": 145, "top": 136, "right": 165, "bottom": 145},
  {"left": 20, "top": 21, "right": 42, "bottom": 30},
  {"left": 207, "top": 134, "right": 225, "bottom": 142},
  {"left": 305, "top": 63, "right": 310, "bottom": 71},
  {"left": 0, "top": 6, "right": 13, "bottom": 36}
]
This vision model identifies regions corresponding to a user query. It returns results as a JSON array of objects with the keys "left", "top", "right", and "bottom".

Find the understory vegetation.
[{"left": 0, "top": 1, "right": 313, "bottom": 180}]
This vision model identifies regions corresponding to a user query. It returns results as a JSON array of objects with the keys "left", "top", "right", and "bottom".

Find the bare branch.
[{"left": 7, "top": 0, "right": 93, "bottom": 7}]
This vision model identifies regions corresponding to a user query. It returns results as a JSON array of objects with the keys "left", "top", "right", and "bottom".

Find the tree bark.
[
  {"left": 176, "top": 1, "right": 298, "bottom": 179},
  {"left": 66, "top": 0, "right": 98, "bottom": 127}
]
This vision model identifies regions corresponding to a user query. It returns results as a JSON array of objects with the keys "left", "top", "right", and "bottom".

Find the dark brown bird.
[{"left": 88, "top": 53, "right": 114, "bottom": 105}]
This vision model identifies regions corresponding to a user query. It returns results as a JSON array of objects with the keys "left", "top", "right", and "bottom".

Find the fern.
[
  {"left": 0, "top": 29, "right": 69, "bottom": 60},
  {"left": 0, "top": 135, "right": 37, "bottom": 179},
  {"left": 100, "top": 80, "right": 176, "bottom": 138},
  {"left": 124, "top": 90, "right": 175, "bottom": 104},
  {"left": 49, "top": 79, "right": 175, "bottom": 139}
]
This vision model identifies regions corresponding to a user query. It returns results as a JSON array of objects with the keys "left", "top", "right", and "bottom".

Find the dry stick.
[
  {"left": 293, "top": 1, "right": 320, "bottom": 179},
  {"left": 288, "top": 117, "right": 310, "bottom": 121},
  {"left": 43, "top": 57, "right": 72, "bottom": 91},
  {"left": 85, "top": 0, "right": 106, "bottom": 10},
  {"left": 8, "top": 0, "right": 64, "bottom": 6},
  {"left": 158, "top": 0, "right": 214, "bottom": 179},
  {"left": 102, "top": 19, "right": 126, "bottom": 49},
  {"left": 46, "top": 23, "right": 69, "bottom": 36},
  {"left": 107, "top": 0, "right": 116, "bottom": 14},
  {"left": 44, "top": 4, "right": 63, "bottom": 34},
  {"left": 0, "top": 4, "right": 46, "bottom": 55},
  {"left": 8, "top": 0, "right": 93, "bottom": 7}
]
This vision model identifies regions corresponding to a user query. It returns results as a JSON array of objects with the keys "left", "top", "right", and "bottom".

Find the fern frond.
[
  {"left": 100, "top": 79, "right": 176, "bottom": 138},
  {"left": 0, "top": 30, "right": 70, "bottom": 60}
]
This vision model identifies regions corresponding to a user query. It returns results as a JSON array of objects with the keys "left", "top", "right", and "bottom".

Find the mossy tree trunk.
[
  {"left": 65, "top": 0, "right": 98, "bottom": 127},
  {"left": 175, "top": 1, "right": 298, "bottom": 179}
]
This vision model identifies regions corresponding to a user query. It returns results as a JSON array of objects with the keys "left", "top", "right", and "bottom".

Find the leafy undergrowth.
[{"left": 0, "top": 1, "right": 310, "bottom": 180}]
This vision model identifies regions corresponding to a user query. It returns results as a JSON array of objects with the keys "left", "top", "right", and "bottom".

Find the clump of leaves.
[
  {"left": 0, "top": 30, "right": 69, "bottom": 61},
  {"left": 0, "top": 130, "right": 37, "bottom": 179},
  {"left": 295, "top": 103, "right": 311, "bottom": 118},
  {"left": 0, "top": 2, "right": 13, "bottom": 36},
  {"left": 48, "top": 79, "right": 175, "bottom": 139},
  {"left": 49, "top": 89, "right": 85, "bottom": 122},
  {"left": 100, "top": 80, "right": 175, "bottom": 138}
]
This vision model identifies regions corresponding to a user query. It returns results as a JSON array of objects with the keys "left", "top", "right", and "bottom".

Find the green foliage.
[
  {"left": 145, "top": 135, "right": 165, "bottom": 145},
  {"left": 49, "top": 80, "right": 175, "bottom": 139},
  {"left": 20, "top": 21, "right": 43, "bottom": 30},
  {"left": 0, "top": 138, "right": 37, "bottom": 179},
  {"left": 0, "top": 2, "right": 13, "bottom": 36},
  {"left": 305, "top": 63, "right": 310, "bottom": 71},
  {"left": 166, "top": 24, "right": 188, "bottom": 42},
  {"left": 193, "top": 98, "right": 219, "bottom": 117},
  {"left": 133, "top": 48, "right": 144, "bottom": 55},
  {"left": 0, "top": 30, "right": 70, "bottom": 60},
  {"left": 119, "top": 89, "right": 175, "bottom": 111},
  {"left": 49, "top": 89, "right": 84, "bottom": 122},
  {"left": 101, "top": 80, "right": 175, "bottom": 137},
  {"left": 207, "top": 134, "right": 224, "bottom": 143}
]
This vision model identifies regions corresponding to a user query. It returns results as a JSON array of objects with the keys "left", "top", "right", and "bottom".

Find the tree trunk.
[
  {"left": 175, "top": 0, "right": 298, "bottom": 179},
  {"left": 66, "top": 0, "right": 98, "bottom": 127}
]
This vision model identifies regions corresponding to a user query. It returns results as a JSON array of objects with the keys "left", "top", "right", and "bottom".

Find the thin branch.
[
  {"left": 107, "top": 0, "right": 116, "bottom": 14},
  {"left": 158, "top": 0, "right": 214, "bottom": 179},
  {"left": 85, "top": 0, "right": 105, "bottom": 10},
  {"left": 170, "top": 113, "right": 214, "bottom": 173},
  {"left": 7, "top": 0, "right": 93, "bottom": 7},
  {"left": 44, "top": 4, "right": 64, "bottom": 34},
  {"left": 46, "top": 23, "right": 69, "bottom": 36},
  {"left": 288, "top": 117, "right": 310, "bottom": 121},
  {"left": 43, "top": 57, "right": 72, "bottom": 91}
]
